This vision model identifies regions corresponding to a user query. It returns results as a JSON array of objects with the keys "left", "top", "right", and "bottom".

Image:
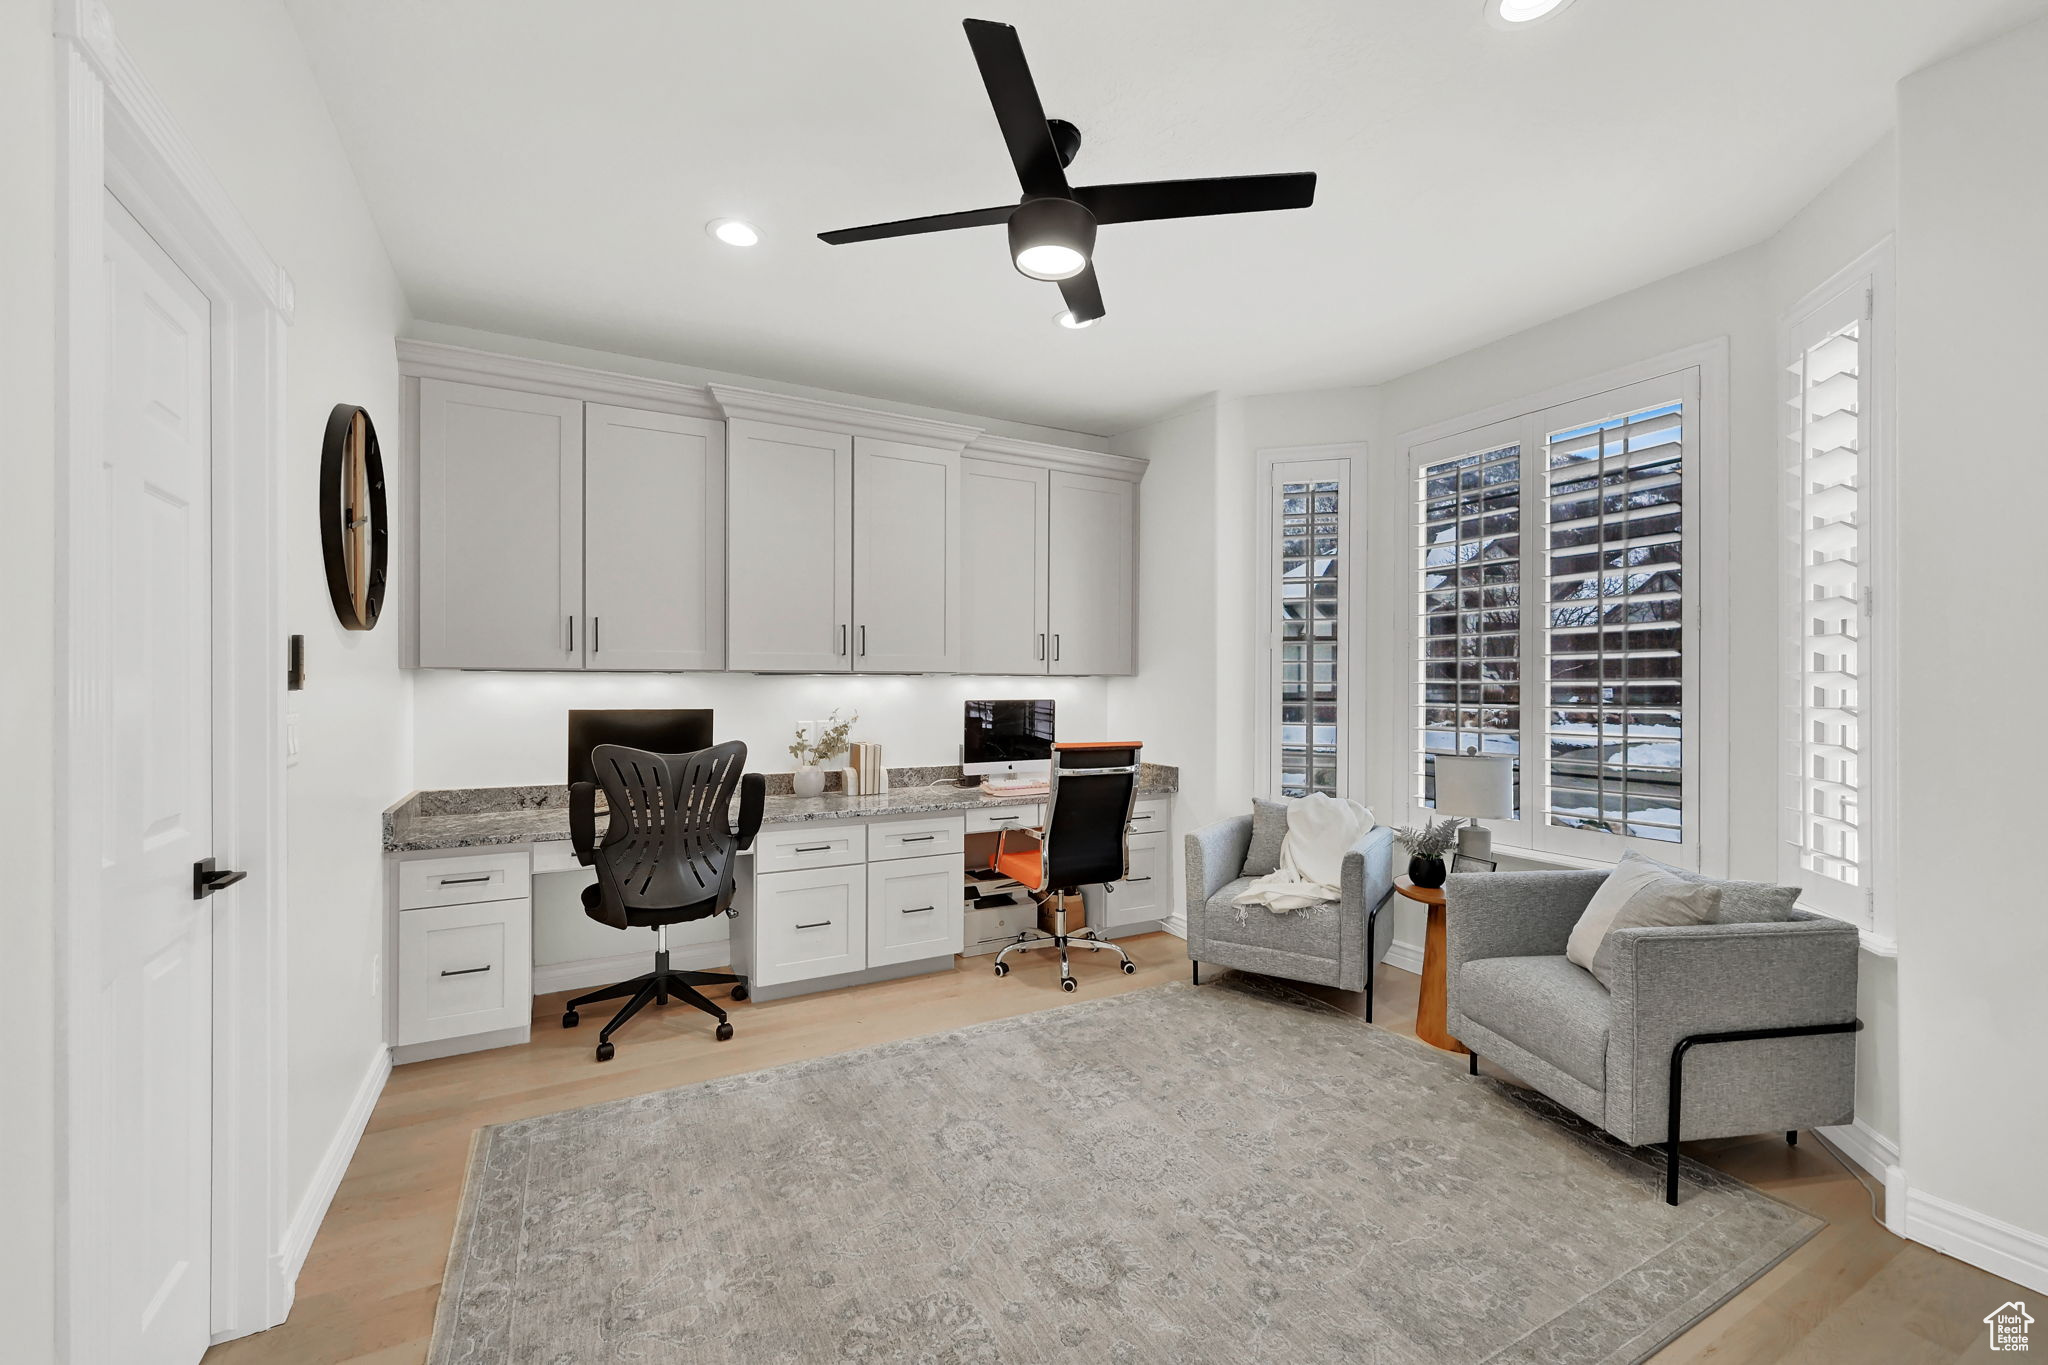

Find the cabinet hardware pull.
[
  {"left": 796, "top": 920, "right": 832, "bottom": 929},
  {"left": 991, "top": 816, "right": 1019, "bottom": 823},
  {"left": 794, "top": 843, "right": 832, "bottom": 853},
  {"left": 860, "top": 624, "right": 867, "bottom": 657},
  {"left": 566, "top": 615, "right": 575, "bottom": 652},
  {"left": 440, "top": 965, "right": 492, "bottom": 977},
  {"left": 900, "top": 834, "right": 936, "bottom": 843},
  {"left": 839, "top": 624, "right": 847, "bottom": 656},
  {"left": 1053, "top": 633, "right": 1061, "bottom": 662},
  {"left": 1038, "top": 632, "right": 1046, "bottom": 661},
  {"left": 437, "top": 874, "right": 492, "bottom": 885},
  {"left": 593, "top": 616, "right": 600, "bottom": 653},
  {"left": 1127, "top": 876, "right": 1153, "bottom": 883},
  {"left": 902, "top": 905, "right": 935, "bottom": 914}
]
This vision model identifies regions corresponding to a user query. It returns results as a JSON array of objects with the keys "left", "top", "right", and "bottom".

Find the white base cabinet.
[
  {"left": 1083, "top": 799, "right": 1171, "bottom": 934},
  {"left": 867, "top": 853, "right": 964, "bottom": 967},
  {"left": 752, "top": 862, "right": 867, "bottom": 984}
]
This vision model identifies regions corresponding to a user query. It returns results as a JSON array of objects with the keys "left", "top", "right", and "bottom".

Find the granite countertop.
[{"left": 383, "top": 763, "right": 1178, "bottom": 853}]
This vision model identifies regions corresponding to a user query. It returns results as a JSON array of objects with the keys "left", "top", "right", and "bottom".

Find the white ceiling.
[{"left": 285, "top": 0, "right": 2036, "bottom": 435}]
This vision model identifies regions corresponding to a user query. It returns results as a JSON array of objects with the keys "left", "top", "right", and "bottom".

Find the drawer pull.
[
  {"left": 898, "top": 834, "right": 937, "bottom": 844},
  {"left": 1126, "top": 876, "right": 1153, "bottom": 883},
  {"left": 989, "top": 815, "right": 1020, "bottom": 824},
  {"left": 794, "top": 844, "right": 834, "bottom": 854},
  {"left": 440, "top": 965, "right": 492, "bottom": 977},
  {"left": 902, "top": 905, "right": 935, "bottom": 914},
  {"left": 438, "top": 874, "right": 493, "bottom": 885},
  {"left": 795, "top": 920, "right": 833, "bottom": 930}
]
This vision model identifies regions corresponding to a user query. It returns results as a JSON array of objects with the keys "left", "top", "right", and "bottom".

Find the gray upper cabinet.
[
  {"left": 725, "top": 419, "right": 855, "bottom": 672},
  {"left": 959, "top": 458, "right": 1051, "bottom": 673},
  {"left": 852, "top": 438, "right": 961, "bottom": 673},
  {"left": 1048, "top": 470, "right": 1137, "bottom": 676},
  {"left": 417, "top": 378, "right": 584, "bottom": 669},
  {"left": 583, "top": 403, "right": 725, "bottom": 671}
]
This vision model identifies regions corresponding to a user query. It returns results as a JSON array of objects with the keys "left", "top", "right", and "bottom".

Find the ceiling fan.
[{"left": 818, "top": 18, "right": 1318, "bottom": 325}]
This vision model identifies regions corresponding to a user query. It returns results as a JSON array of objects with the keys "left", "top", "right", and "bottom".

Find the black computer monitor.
[
  {"left": 962, "top": 699, "right": 1055, "bottom": 777},
  {"left": 567, "top": 709, "right": 714, "bottom": 786}
]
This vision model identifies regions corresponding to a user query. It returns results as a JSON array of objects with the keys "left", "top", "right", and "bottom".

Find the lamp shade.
[{"left": 1432, "top": 753, "right": 1514, "bottom": 818}]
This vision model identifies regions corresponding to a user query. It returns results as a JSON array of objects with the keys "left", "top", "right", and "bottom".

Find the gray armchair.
[
  {"left": 1445, "top": 869, "right": 1860, "bottom": 1203},
  {"left": 1184, "top": 815, "right": 1396, "bottom": 1018}
]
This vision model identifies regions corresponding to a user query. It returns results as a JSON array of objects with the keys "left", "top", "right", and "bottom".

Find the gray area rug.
[{"left": 429, "top": 979, "right": 1819, "bottom": 1364}]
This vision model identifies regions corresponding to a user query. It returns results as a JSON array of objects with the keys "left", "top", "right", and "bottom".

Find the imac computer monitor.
[
  {"left": 568, "top": 709, "right": 714, "bottom": 787},
  {"left": 962, "top": 699, "right": 1055, "bottom": 778}
]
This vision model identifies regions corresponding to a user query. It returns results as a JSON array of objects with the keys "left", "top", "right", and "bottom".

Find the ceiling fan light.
[
  {"left": 1008, "top": 197, "right": 1096, "bottom": 281},
  {"left": 1054, "top": 310, "right": 1096, "bottom": 329}
]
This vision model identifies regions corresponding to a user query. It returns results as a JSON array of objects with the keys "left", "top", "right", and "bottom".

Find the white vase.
[{"left": 792, "top": 766, "right": 826, "bottom": 798}]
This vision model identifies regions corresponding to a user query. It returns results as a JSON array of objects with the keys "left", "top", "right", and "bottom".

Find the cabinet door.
[
  {"left": 853, "top": 438, "right": 961, "bottom": 672},
  {"left": 584, "top": 403, "right": 725, "bottom": 670},
  {"left": 1082, "top": 831, "right": 1166, "bottom": 930},
  {"left": 417, "top": 379, "right": 583, "bottom": 668},
  {"left": 867, "top": 852, "right": 964, "bottom": 966},
  {"left": 752, "top": 863, "right": 865, "bottom": 985},
  {"left": 959, "top": 458, "right": 1050, "bottom": 673},
  {"left": 726, "top": 419, "right": 853, "bottom": 671},
  {"left": 396, "top": 898, "right": 532, "bottom": 1045},
  {"left": 1048, "top": 470, "right": 1137, "bottom": 676}
]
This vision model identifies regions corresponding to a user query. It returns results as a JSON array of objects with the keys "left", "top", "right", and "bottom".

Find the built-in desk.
[{"left": 380, "top": 766, "right": 1178, "bottom": 1061}]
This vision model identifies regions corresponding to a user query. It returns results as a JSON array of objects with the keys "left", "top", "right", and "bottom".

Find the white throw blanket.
[{"left": 1232, "top": 793, "right": 1377, "bottom": 913}]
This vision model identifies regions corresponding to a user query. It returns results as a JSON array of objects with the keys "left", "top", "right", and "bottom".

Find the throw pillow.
[
  {"left": 1621, "top": 850, "right": 1802, "bottom": 925},
  {"left": 1565, "top": 851, "right": 1724, "bottom": 981},
  {"left": 1240, "top": 797, "right": 1292, "bottom": 878},
  {"left": 1586, "top": 878, "right": 1722, "bottom": 988}
]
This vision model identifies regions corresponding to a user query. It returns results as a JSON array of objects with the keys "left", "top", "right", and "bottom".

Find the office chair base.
[
  {"left": 992, "top": 916, "right": 1134, "bottom": 992},
  {"left": 564, "top": 947, "right": 745, "bottom": 1059}
]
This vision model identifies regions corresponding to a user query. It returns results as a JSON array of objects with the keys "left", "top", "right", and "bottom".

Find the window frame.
[
  {"left": 1778, "top": 242, "right": 1896, "bottom": 944},
  {"left": 1256, "top": 445, "right": 1366, "bottom": 800},
  {"left": 1393, "top": 343, "right": 1729, "bottom": 873}
]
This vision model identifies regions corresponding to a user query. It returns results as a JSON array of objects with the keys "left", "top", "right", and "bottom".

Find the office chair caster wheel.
[
  {"left": 1121, "top": 960, "right": 1137, "bottom": 975},
  {"left": 595, "top": 1041, "right": 615, "bottom": 1062},
  {"left": 729, "top": 983, "right": 748, "bottom": 1001},
  {"left": 1060, "top": 977, "right": 1077, "bottom": 993},
  {"left": 993, "top": 962, "right": 1010, "bottom": 977},
  {"left": 715, "top": 1021, "right": 734, "bottom": 1042},
  {"left": 562, "top": 1010, "right": 579, "bottom": 1028}
]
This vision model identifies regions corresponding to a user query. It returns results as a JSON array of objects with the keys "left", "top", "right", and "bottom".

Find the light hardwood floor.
[{"left": 205, "top": 933, "right": 2022, "bottom": 1364}]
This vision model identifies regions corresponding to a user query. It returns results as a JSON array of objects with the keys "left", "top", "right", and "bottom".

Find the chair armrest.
[
  {"left": 1603, "top": 915, "right": 1861, "bottom": 1144},
  {"left": 734, "top": 773, "right": 765, "bottom": 850},
  {"left": 569, "top": 781, "right": 600, "bottom": 867},
  {"left": 1338, "top": 825, "right": 1397, "bottom": 979},
  {"left": 1183, "top": 815, "right": 1253, "bottom": 958}
]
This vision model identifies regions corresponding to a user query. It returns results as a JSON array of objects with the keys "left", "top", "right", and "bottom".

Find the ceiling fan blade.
[
  {"left": 962, "top": 19, "right": 1069, "bottom": 197},
  {"left": 1073, "top": 172, "right": 1317, "bottom": 225},
  {"left": 1058, "top": 264, "right": 1105, "bottom": 324},
  {"left": 817, "top": 205, "right": 1016, "bottom": 245}
]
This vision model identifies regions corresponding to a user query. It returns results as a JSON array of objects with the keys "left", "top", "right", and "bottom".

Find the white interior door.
[
  {"left": 959, "top": 458, "right": 1050, "bottom": 673},
  {"left": 101, "top": 191, "right": 215, "bottom": 1365},
  {"left": 853, "top": 437, "right": 961, "bottom": 672},
  {"left": 584, "top": 403, "right": 725, "bottom": 670}
]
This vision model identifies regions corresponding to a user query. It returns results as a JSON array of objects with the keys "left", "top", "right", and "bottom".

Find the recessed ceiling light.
[
  {"left": 1486, "top": 0, "right": 1574, "bottom": 27},
  {"left": 1054, "top": 310, "right": 1096, "bottom": 330},
  {"left": 707, "top": 218, "right": 761, "bottom": 247}
]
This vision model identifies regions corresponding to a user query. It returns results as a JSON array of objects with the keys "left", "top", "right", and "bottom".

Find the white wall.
[
  {"left": 1, "top": 0, "right": 59, "bottom": 1356},
  {"left": 1894, "top": 14, "right": 2048, "bottom": 1281},
  {"left": 102, "top": 0, "right": 415, "bottom": 1212}
]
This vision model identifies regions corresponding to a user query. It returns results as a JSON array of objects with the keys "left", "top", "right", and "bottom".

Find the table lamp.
[{"left": 1432, "top": 752, "right": 1515, "bottom": 859}]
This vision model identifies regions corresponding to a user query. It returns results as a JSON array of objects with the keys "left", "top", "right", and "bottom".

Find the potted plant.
[
  {"left": 787, "top": 709, "right": 858, "bottom": 797},
  {"left": 1393, "top": 816, "right": 1466, "bottom": 889}
]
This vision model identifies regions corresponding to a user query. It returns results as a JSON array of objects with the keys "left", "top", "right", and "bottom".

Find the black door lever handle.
[{"left": 193, "top": 857, "right": 248, "bottom": 900}]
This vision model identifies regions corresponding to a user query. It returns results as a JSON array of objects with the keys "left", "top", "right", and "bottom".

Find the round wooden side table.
[{"left": 1395, "top": 878, "right": 1469, "bottom": 1055}]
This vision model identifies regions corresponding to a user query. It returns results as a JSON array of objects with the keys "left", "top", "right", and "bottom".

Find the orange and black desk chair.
[{"left": 991, "top": 741, "right": 1142, "bottom": 992}]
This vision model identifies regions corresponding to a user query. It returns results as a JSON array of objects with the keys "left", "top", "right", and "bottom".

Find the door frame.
[{"left": 53, "top": 0, "right": 292, "bottom": 1352}]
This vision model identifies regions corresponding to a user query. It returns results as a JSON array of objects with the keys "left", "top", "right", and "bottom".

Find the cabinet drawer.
[
  {"left": 866, "top": 853, "right": 963, "bottom": 967},
  {"left": 753, "top": 823, "right": 868, "bottom": 873},
  {"left": 398, "top": 851, "right": 531, "bottom": 910},
  {"left": 869, "top": 816, "right": 965, "bottom": 862},
  {"left": 754, "top": 864, "right": 866, "bottom": 985},
  {"left": 1126, "top": 798, "right": 1169, "bottom": 836},
  {"left": 964, "top": 803, "right": 1041, "bottom": 835},
  {"left": 396, "top": 899, "right": 531, "bottom": 1046},
  {"left": 1085, "top": 831, "right": 1167, "bottom": 929}
]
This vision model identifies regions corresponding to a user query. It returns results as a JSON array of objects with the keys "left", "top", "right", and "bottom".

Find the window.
[
  {"left": 1411, "top": 370, "right": 1701, "bottom": 864},
  {"left": 1781, "top": 269, "right": 1882, "bottom": 926},
  {"left": 1263, "top": 453, "right": 1356, "bottom": 797}
]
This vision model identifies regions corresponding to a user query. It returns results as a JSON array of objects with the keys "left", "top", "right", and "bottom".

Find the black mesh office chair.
[
  {"left": 991, "top": 741, "right": 1143, "bottom": 991},
  {"left": 565, "top": 740, "right": 765, "bottom": 1061}
]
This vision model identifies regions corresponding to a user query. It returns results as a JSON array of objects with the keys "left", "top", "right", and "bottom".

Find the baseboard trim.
[
  {"left": 1162, "top": 913, "right": 1187, "bottom": 940},
  {"left": 1904, "top": 1186, "right": 2048, "bottom": 1295},
  {"left": 276, "top": 1044, "right": 390, "bottom": 1296},
  {"left": 1814, "top": 1119, "right": 1907, "bottom": 1235},
  {"left": 1384, "top": 938, "right": 1424, "bottom": 976},
  {"left": 532, "top": 942, "right": 729, "bottom": 996}
]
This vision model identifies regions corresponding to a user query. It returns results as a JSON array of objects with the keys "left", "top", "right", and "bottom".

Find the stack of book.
[{"left": 844, "top": 742, "right": 888, "bottom": 795}]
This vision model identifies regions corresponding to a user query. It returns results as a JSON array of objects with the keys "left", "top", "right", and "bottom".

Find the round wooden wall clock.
[{"left": 320, "top": 403, "right": 388, "bottom": 630}]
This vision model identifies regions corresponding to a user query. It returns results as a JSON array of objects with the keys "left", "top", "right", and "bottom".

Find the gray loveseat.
[
  {"left": 1446, "top": 869, "right": 1860, "bottom": 1203},
  {"left": 1184, "top": 814, "right": 1396, "bottom": 1018}
]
